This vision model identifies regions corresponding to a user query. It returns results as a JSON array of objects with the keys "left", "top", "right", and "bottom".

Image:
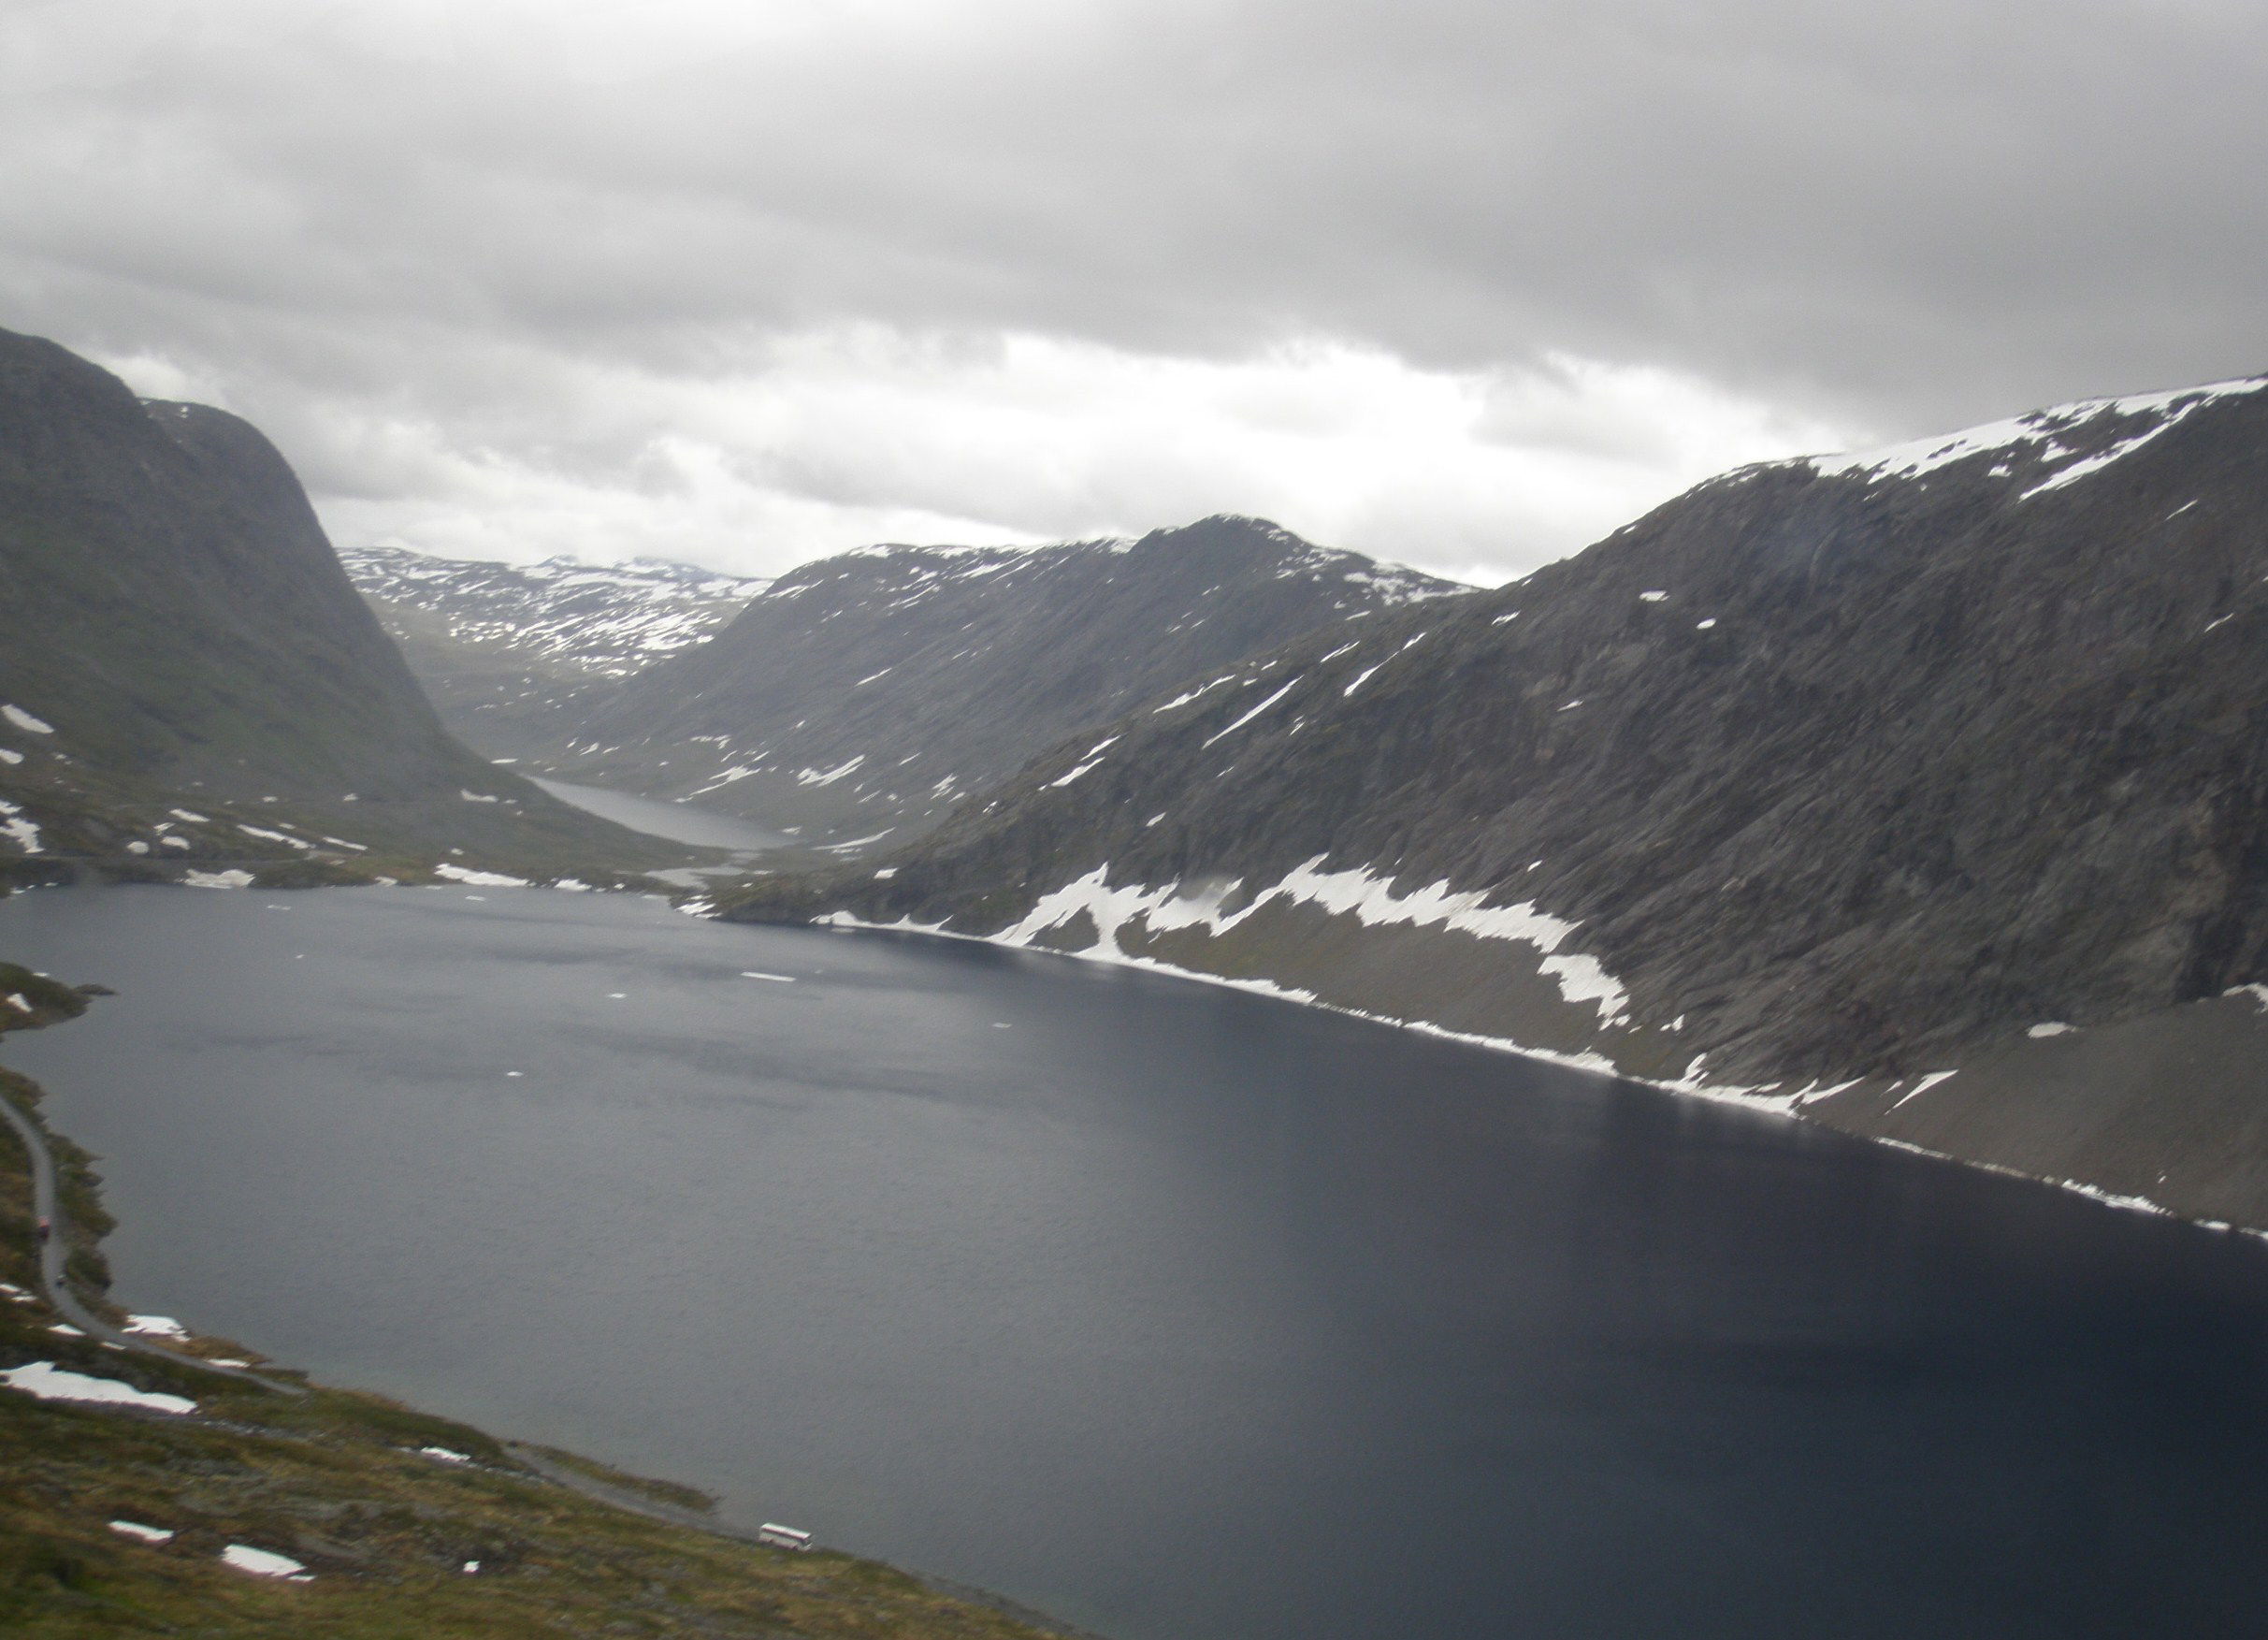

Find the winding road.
[{"left": 0, "top": 1089, "right": 306, "bottom": 1395}]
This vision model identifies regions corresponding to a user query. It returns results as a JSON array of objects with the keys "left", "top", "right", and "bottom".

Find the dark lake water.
[{"left": 7, "top": 883, "right": 2268, "bottom": 1638}]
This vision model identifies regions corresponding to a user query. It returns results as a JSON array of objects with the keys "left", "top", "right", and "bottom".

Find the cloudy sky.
[{"left": 4, "top": 0, "right": 2261, "bottom": 584}]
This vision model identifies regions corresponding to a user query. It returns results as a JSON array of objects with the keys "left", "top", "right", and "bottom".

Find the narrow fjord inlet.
[{"left": 7, "top": 885, "right": 2268, "bottom": 1638}]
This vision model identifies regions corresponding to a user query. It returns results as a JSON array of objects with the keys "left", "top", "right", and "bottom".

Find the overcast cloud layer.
[{"left": 3, "top": 0, "right": 2262, "bottom": 583}]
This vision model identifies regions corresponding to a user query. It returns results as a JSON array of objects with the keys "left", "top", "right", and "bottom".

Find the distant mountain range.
[
  {"left": 0, "top": 327, "right": 678, "bottom": 884},
  {"left": 342, "top": 546, "right": 769, "bottom": 753},
  {"left": 358, "top": 517, "right": 1465, "bottom": 849},
  {"left": 721, "top": 373, "right": 2268, "bottom": 1227}
]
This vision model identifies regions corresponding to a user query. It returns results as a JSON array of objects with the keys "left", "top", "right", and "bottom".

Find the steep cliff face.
[
  {"left": 719, "top": 375, "right": 2268, "bottom": 1223},
  {"left": 533, "top": 515, "right": 1464, "bottom": 849},
  {"left": 0, "top": 327, "right": 676, "bottom": 877}
]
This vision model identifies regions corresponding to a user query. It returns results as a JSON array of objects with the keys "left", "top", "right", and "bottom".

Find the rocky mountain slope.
[
  {"left": 0, "top": 327, "right": 681, "bottom": 883},
  {"left": 531, "top": 516, "right": 1462, "bottom": 849},
  {"left": 720, "top": 374, "right": 2268, "bottom": 1227},
  {"left": 341, "top": 546, "right": 768, "bottom": 755}
]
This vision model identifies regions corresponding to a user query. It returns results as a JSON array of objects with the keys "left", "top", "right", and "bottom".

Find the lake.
[{"left": 6, "top": 882, "right": 2268, "bottom": 1638}]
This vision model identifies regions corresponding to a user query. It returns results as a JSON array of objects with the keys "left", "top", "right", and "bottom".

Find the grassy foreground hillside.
[{"left": 0, "top": 999, "right": 1068, "bottom": 1638}]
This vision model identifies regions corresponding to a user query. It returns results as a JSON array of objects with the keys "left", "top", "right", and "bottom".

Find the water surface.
[{"left": 6, "top": 883, "right": 2268, "bottom": 1639}]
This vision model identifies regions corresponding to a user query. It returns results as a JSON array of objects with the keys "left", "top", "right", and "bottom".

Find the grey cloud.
[{"left": 1, "top": 0, "right": 2262, "bottom": 573}]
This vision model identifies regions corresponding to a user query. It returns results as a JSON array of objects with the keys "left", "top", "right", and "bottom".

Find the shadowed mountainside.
[
  {"left": 719, "top": 374, "right": 2268, "bottom": 1225},
  {"left": 0, "top": 327, "right": 681, "bottom": 880},
  {"left": 522, "top": 516, "right": 1465, "bottom": 849}
]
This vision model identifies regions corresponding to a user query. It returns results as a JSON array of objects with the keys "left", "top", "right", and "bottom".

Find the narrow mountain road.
[{"left": 0, "top": 1090, "right": 306, "bottom": 1395}]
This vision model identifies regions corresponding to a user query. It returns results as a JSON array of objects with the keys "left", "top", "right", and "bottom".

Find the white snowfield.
[
  {"left": 2, "top": 703, "right": 55, "bottom": 734},
  {"left": 0, "top": 798, "right": 41, "bottom": 854},
  {"left": 909, "top": 857, "right": 1636, "bottom": 1026},
  {"left": 222, "top": 1544, "right": 312, "bottom": 1580},
  {"left": 433, "top": 863, "right": 529, "bottom": 888},
  {"left": 181, "top": 868, "right": 255, "bottom": 889},
  {"left": 1799, "top": 376, "right": 2268, "bottom": 497},
  {"left": 0, "top": 1360, "right": 196, "bottom": 1414},
  {"left": 339, "top": 546, "right": 766, "bottom": 675}
]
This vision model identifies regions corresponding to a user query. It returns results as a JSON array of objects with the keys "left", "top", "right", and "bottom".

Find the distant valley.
[{"left": 354, "top": 519, "right": 1465, "bottom": 849}]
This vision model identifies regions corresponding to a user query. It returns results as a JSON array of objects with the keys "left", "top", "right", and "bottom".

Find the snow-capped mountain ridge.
[
  {"left": 343, "top": 545, "right": 769, "bottom": 677},
  {"left": 1783, "top": 372, "right": 2268, "bottom": 495}
]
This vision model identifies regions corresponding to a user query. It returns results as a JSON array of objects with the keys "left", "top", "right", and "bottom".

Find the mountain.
[
  {"left": 0, "top": 327, "right": 682, "bottom": 883},
  {"left": 340, "top": 546, "right": 768, "bottom": 756},
  {"left": 719, "top": 374, "right": 2268, "bottom": 1227},
  {"left": 529, "top": 516, "right": 1464, "bottom": 849}
]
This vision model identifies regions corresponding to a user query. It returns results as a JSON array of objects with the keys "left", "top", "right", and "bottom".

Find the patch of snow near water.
[
  {"left": 434, "top": 864, "right": 529, "bottom": 887},
  {"left": 1, "top": 1361, "right": 195, "bottom": 1414},
  {"left": 123, "top": 1314, "right": 188, "bottom": 1339},
  {"left": 994, "top": 858, "right": 1633, "bottom": 1026},
  {"left": 181, "top": 869, "right": 255, "bottom": 890}
]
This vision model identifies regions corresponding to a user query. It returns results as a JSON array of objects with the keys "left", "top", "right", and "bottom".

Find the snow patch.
[
  {"left": 1, "top": 1361, "right": 195, "bottom": 1414},
  {"left": 222, "top": 1545, "right": 311, "bottom": 1581},
  {"left": 2, "top": 704, "right": 54, "bottom": 734},
  {"left": 123, "top": 1314, "right": 189, "bottom": 1339},
  {"left": 1000, "top": 858, "right": 1632, "bottom": 1024},
  {"left": 0, "top": 799, "right": 41, "bottom": 854},
  {"left": 1803, "top": 376, "right": 2268, "bottom": 495},
  {"left": 2026, "top": 1022, "right": 2074, "bottom": 1038},
  {"left": 434, "top": 864, "right": 529, "bottom": 888},
  {"left": 108, "top": 1520, "right": 176, "bottom": 1544},
  {"left": 1202, "top": 683, "right": 1296, "bottom": 747},
  {"left": 796, "top": 757, "right": 866, "bottom": 788},
  {"left": 1049, "top": 736, "right": 1120, "bottom": 788},
  {"left": 181, "top": 869, "right": 255, "bottom": 890}
]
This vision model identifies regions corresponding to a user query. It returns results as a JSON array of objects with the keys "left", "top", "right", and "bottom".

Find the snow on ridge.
[
  {"left": 1799, "top": 375, "right": 2268, "bottom": 493},
  {"left": 999, "top": 857, "right": 1631, "bottom": 1024},
  {"left": 1049, "top": 736, "right": 1120, "bottom": 788}
]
